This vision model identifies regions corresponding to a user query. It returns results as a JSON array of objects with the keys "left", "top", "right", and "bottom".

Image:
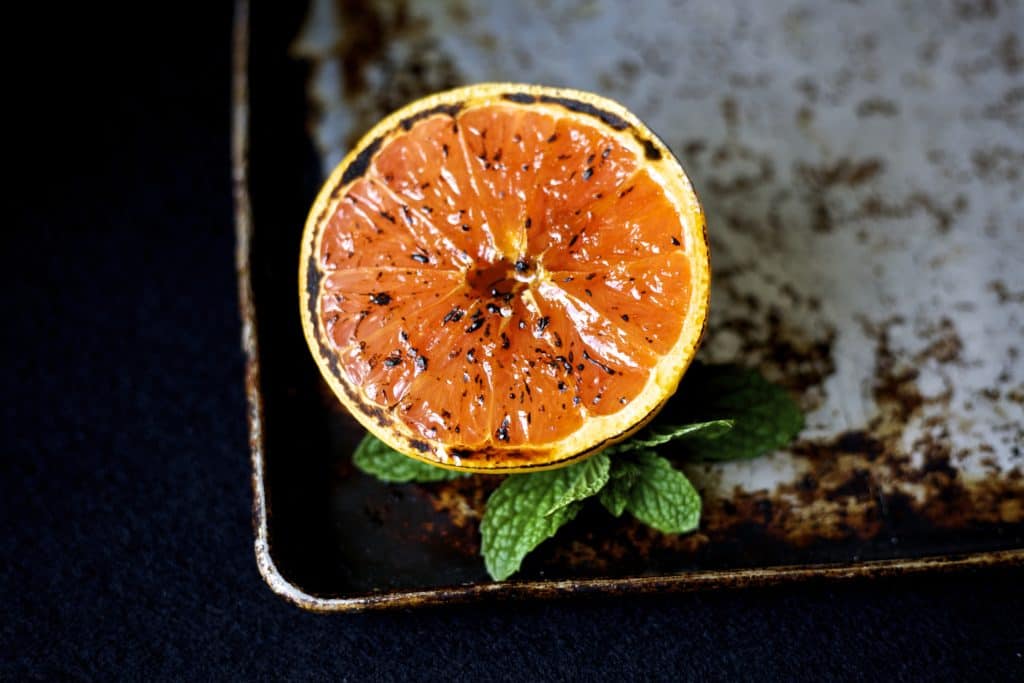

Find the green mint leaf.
[
  {"left": 481, "top": 459, "right": 608, "bottom": 581},
  {"left": 609, "top": 419, "right": 733, "bottom": 454},
  {"left": 598, "top": 461, "right": 640, "bottom": 517},
  {"left": 545, "top": 453, "right": 610, "bottom": 516},
  {"left": 655, "top": 364, "right": 804, "bottom": 462},
  {"left": 352, "top": 434, "right": 467, "bottom": 483},
  {"left": 621, "top": 451, "right": 701, "bottom": 533}
]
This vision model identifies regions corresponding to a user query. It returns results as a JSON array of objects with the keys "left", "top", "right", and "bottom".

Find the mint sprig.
[
  {"left": 349, "top": 363, "right": 803, "bottom": 581},
  {"left": 608, "top": 419, "right": 733, "bottom": 454},
  {"left": 543, "top": 453, "right": 611, "bottom": 516},
  {"left": 662, "top": 364, "right": 805, "bottom": 462},
  {"left": 480, "top": 456, "right": 610, "bottom": 581},
  {"left": 616, "top": 451, "right": 701, "bottom": 533},
  {"left": 598, "top": 464, "right": 637, "bottom": 517}
]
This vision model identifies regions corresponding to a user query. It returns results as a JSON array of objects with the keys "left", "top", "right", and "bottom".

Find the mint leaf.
[
  {"left": 481, "top": 458, "right": 607, "bottom": 581},
  {"left": 623, "top": 451, "right": 701, "bottom": 534},
  {"left": 545, "top": 453, "right": 610, "bottom": 515},
  {"left": 609, "top": 419, "right": 733, "bottom": 454},
  {"left": 656, "top": 364, "right": 804, "bottom": 462},
  {"left": 598, "top": 461, "right": 641, "bottom": 517},
  {"left": 600, "top": 453, "right": 701, "bottom": 531},
  {"left": 352, "top": 434, "right": 467, "bottom": 483}
]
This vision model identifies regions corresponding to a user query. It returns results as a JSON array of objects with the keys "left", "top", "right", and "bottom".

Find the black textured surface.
[{"left": 3, "top": 4, "right": 1023, "bottom": 681}]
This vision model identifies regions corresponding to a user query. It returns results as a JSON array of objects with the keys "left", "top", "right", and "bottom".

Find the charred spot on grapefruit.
[{"left": 300, "top": 84, "right": 709, "bottom": 473}]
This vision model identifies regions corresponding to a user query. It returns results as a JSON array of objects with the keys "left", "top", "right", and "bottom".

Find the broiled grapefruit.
[{"left": 300, "top": 84, "right": 709, "bottom": 472}]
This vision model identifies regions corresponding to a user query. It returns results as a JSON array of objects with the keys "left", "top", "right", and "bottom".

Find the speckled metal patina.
[{"left": 239, "top": 0, "right": 1024, "bottom": 611}]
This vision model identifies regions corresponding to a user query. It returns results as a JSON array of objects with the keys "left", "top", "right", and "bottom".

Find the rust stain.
[
  {"left": 795, "top": 158, "right": 886, "bottom": 189},
  {"left": 856, "top": 97, "right": 899, "bottom": 117}
]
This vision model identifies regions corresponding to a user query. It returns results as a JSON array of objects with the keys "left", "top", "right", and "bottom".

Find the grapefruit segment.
[
  {"left": 301, "top": 84, "right": 710, "bottom": 472},
  {"left": 455, "top": 106, "right": 557, "bottom": 258},
  {"left": 530, "top": 282, "right": 653, "bottom": 417},
  {"left": 525, "top": 118, "right": 637, "bottom": 219},
  {"left": 369, "top": 116, "right": 490, "bottom": 267},
  {"left": 537, "top": 171, "right": 687, "bottom": 271},
  {"left": 320, "top": 268, "right": 463, "bottom": 356},
  {"left": 320, "top": 186, "right": 440, "bottom": 270},
  {"left": 550, "top": 252, "right": 692, "bottom": 357}
]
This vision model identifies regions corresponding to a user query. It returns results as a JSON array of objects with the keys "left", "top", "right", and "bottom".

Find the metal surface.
[{"left": 237, "top": 1, "right": 1024, "bottom": 611}]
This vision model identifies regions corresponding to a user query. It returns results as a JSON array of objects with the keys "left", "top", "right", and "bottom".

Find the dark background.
[{"left": 4, "top": 3, "right": 1022, "bottom": 680}]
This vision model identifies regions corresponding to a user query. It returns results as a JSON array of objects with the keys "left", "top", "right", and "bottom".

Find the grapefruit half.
[{"left": 300, "top": 84, "right": 709, "bottom": 473}]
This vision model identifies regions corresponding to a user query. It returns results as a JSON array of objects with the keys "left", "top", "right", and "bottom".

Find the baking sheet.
[{"left": 238, "top": 0, "right": 1024, "bottom": 610}]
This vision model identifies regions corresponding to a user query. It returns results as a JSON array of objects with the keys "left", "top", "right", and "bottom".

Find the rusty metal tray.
[{"left": 234, "top": 1, "right": 1024, "bottom": 611}]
